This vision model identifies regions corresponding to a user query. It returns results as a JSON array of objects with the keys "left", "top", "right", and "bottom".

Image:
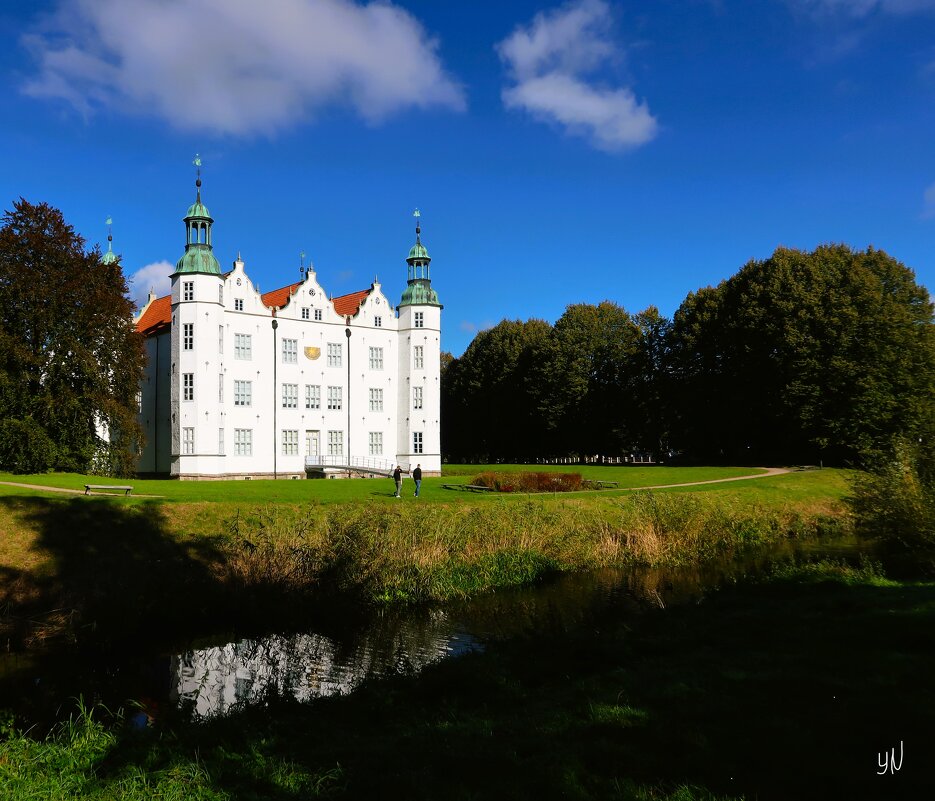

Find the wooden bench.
[
  {"left": 85, "top": 484, "right": 133, "bottom": 496},
  {"left": 442, "top": 483, "right": 493, "bottom": 492}
]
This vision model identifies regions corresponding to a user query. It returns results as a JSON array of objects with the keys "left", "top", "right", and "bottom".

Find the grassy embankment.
[
  {"left": 2, "top": 558, "right": 933, "bottom": 800},
  {"left": 0, "top": 467, "right": 851, "bottom": 648}
]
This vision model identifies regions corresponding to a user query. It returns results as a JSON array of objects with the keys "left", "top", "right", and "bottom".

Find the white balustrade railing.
[{"left": 304, "top": 455, "right": 396, "bottom": 474}]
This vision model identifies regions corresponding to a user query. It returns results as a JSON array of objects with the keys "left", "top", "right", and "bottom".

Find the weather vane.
[
  {"left": 413, "top": 208, "right": 420, "bottom": 219},
  {"left": 299, "top": 251, "right": 306, "bottom": 275}
]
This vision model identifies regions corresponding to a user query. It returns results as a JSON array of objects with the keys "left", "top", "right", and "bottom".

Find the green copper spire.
[
  {"left": 101, "top": 215, "right": 118, "bottom": 265},
  {"left": 399, "top": 208, "right": 441, "bottom": 308},
  {"left": 174, "top": 154, "right": 221, "bottom": 276}
]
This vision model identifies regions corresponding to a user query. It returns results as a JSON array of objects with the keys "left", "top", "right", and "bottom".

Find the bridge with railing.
[{"left": 304, "top": 455, "right": 397, "bottom": 477}]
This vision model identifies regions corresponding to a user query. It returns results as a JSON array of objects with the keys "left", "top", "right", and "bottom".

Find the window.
[
  {"left": 218, "top": 374, "right": 224, "bottom": 403},
  {"left": 413, "top": 345, "right": 424, "bottom": 369},
  {"left": 183, "top": 281, "right": 194, "bottom": 302},
  {"left": 413, "top": 432, "right": 423, "bottom": 454},
  {"left": 328, "top": 430, "right": 344, "bottom": 456},
  {"left": 235, "top": 333, "right": 252, "bottom": 360},
  {"left": 235, "top": 298, "right": 244, "bottom": 311},
  {"left": 282, "top": 429, "right": 299, "bottom": 456},
  {"left": 413, "top": 386, "right": 423, "bottom": 410},
  {"left": 218, "top": 428, "right": 224, "bottom": 455},
  {"left": 218, "top": 286, "right": 224, "bottom": 304},
  {"left": 374, "top": 316, "right": 382, "bottom": 327},
  {"left": 282, "top": 383, "right": 298, "bottom": 409},
  {"left": 234, "top": 428, "right": 252, "bottom": 456},
  {"left": 136, "top": 390, "right": 142, "bottom": 413},
  {"left": 327, "top": 343, "right": 342, "bottom": 367},
  {"left": 314, "top": 309, "right": 322, "bottom": 321},
  {"left": 183, "top": 323, "right": 193, "bottom": 350},
  {"left": 369, "top": 388, "right": 383, "bottom": 412},
  {"left": 183, "top": 372, "right": 194, "bottom": 401},
  {"left": 327, "top": 385, "right": 342, "bottom": 410},
  {"left": 282, "top": 338, "right": 298, "bottom": 363},
  {"left": 369, "top": 346, "right": 383, "bottom": 370},
  {"left": 369, "top": 431, "right": 383, "bottom": 456},
  {"left": 218, "top": 325, "right": 224, "bottom": 354},
  {"left": 302, "top": 307, "right": 310, "bottom": 320},
  {"left": 414, "top": 311, "right": 424, "bottom": 328},
  {"left": 234, "top": 380, "right": 252, "bottom": 407},
  {"left": 182, "top": 427, "right": 194, "bottom": 454},
  {"left": 305, "top": 384, "right": 320, "bottom": 410}
]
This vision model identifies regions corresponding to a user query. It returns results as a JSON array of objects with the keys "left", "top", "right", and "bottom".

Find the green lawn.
[{"left": 0, "top": 465, "right": 845, "bottom": 507}]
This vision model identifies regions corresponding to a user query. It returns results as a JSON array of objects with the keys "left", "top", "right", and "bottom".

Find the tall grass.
[{"left": 221, "top": 492, "right": 848, "bottom": 604}]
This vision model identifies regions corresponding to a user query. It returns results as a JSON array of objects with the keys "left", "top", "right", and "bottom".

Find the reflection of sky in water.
[{"left": 170, "top": 617, "right": 481, "bottom": 718}]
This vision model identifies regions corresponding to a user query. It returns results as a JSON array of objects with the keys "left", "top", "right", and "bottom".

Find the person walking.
[
  {"left": 413, "top": 464, "right": 422, "bottom": 497},
  {"left": 393, "top": 464, "right": 403, "bottom": 498}
]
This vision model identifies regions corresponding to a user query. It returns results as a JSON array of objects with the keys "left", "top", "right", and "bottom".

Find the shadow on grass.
[{"left": 0, "top": 497, "right": 227, "bottom": 649}]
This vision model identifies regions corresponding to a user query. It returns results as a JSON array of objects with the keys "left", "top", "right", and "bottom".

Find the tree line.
[{"left": 442, "top": 245, "right": 935, "bottom": 466}]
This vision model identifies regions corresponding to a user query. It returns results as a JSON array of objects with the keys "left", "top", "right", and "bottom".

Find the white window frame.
[
  {"left": 305, "top": 384, "right": 321, "bottom": 410},
  {"left": 327, "top": 430, "right": 344, "bottom": 456},
  {"left": 369, "top": 387, "right": 383, "bottom": 412},
  {"left": 218, "top": 374, "right": 224, "bottom": 403},
  {"left": 374, "top": 316, "right": 382, "bottom": 328},
  {"left": 282, "top": 338, "right": 298, "bottom": 364},
  {"left": 182, "top": 426, "right": 194, "bottom": 454},
  {"left": 327, "top": 342, "right": 342, "bottom": 368},
  {"left": 218, "top": 427, "right": 224, "bottom": 455},
  {"left": 413, "top": 345, "right": 424, "bottom": 370},
  {"left": 302, "top": 307, "right": 310, "bottom": 320},
  {"left": 369, "top": 346, "right": 383, "bottom": 370},
  {"left": 327, "top": 385, "right": 342, "bottom": 411},
  {"left": 314, "top": 309, "right": 322, "bottom": 321},
  {"left": 234, "top": 380, "right": 252, "bottom": 407},
  {"left": 413, "top": 431, "right": 423, "bottom": 454},
  {"left": 282, "top": 383, "right": 298, "bottom": 409},
  {"left": 183, "top": 323, "right": 193, "bottom": 351},
  {"left": 369, "top": 431, "right": 383, "bottom": 456},
  {"left": 281, "top": 429, "right": 299, "bottom": 456},
  {"left": 183, "top": 372, "right": 194, "bottom": 401},
  {"left": 414, "top": 311, "right": 424, "bottom": 328},
  {"left": 183, "top": 281, "right": 194, "bottom": 302},
  {"left": 234, "top": 298, "right": 244, "bottom": 312},
  {"left": 218, "top": 325, "right": 224, "bottom": 354},
  {"left": 234, "top": 428, "right": 252, "bottom": 456},
  {"left": 235, "top": 333, "right": 252, "bottom": 360},
  {"left": 413, "top": 386, "right": 423, "bottom": 410}
]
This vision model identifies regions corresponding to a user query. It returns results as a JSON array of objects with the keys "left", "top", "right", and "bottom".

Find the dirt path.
[
  {"left": 622, "top": 466, "right": 794, "bottom": 491},
  {"left": 0, "top": 481, "right": 163, "bottom": 498}
]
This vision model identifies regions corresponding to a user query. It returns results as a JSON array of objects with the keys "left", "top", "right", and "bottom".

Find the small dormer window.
[{"left": 183, "top": 281, "right": 194, "bottom": 302}]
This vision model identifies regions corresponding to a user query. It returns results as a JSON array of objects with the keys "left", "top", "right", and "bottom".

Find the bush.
[
  {"left": 0, "top": 417, "right": 58, "bottom": 473},
  {"left": 472, "top": 471, "right": 583, "bottom": 493}
]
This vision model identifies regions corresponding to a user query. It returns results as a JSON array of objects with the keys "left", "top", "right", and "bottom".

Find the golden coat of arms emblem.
[{"left": 304, "top": 346, "right": 321, "bottom": 360}]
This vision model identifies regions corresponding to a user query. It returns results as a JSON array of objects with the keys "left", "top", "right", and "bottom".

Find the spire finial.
[
  {"left": 105, "top": 215, "right": 113, "bottom": 247},
  {"left": 300, "top": 250, "right": 306, "bottom": 277},
  {"left": 413, "top": 208, "right": 421, "bottom": 243},
  {"left": 193, "top": 153, "right": 202, "bottom": 200}
]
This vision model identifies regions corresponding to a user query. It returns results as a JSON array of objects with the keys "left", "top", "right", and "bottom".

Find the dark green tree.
[
  {"left": 668, "top": 245, "right": 935, "bottom": 465},
  {"left": 0, "top": 199, "right": 145, "bottom": 475}
]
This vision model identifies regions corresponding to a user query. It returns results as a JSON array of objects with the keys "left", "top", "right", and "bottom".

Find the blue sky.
[{"left": 1, "top": 0, "right": 934, "bottom": 356}]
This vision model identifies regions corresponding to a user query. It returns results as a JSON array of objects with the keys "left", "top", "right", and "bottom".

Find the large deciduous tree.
[
  {"left": 668, "top": 245, "right": 935, "bottom": 465},
  {"left": 0, "top": 199, "right": 145, "bottom": 475}
]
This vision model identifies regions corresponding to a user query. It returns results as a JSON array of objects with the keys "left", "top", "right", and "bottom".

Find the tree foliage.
[{"left": 0, "top": 199, "right": 145, "bottom": 475}]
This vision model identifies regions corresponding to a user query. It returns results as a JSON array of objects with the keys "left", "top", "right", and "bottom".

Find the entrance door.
[{"left": 305, "top": 430, "right": 320, "bottom": 459}]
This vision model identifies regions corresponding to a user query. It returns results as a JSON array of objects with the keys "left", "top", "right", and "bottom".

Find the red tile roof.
[
  {"left": 136, "top": 295, "right": 171, "bottom": 337},
  {"left": 333, "top": 288, "right": 371, "bottom": 317},
  {"left": 261, "top": 282, "right": 302, "bottom": 310}
]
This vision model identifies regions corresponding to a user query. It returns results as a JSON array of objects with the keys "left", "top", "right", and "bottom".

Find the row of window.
[
  {"left": 185, "top": 326, "right": 428, "bottom": 371},
  {"left": 181, "top": 428, "right": 424, "bottom": 456},
  {"left": 180, "top": 282, "right": 400, "bottom": 330},
  {"left": 184, "top": 375, "right": 424, "bottom": 411}
]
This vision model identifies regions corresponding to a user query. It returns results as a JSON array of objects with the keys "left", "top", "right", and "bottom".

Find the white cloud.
[
  {"left": 923, "top": 182, "right": 935, "bottom": 219},
  {"left": 126, "top": 260, "right": 173, "bottom": 309},
  {"left": 496, "top": 0, "right": 657, "bottom": 152},
  {"left": 22, "top": 0, "right": 465, "bottom": 136},
  {"left": 793, "top": 0, "right": 935, "bottom": 16}
]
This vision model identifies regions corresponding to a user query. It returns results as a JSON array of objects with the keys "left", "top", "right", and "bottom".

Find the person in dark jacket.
[
  {"left": 413, "top": 464, "right": 422, "bottom": 497},
  {"left": 393, "top": 465, "right": 403, "bottom": 498}
]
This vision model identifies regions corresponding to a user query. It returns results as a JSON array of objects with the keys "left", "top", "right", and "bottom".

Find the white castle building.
[{"left": 134, "top": 173, "right": 442, "bottom": 479}]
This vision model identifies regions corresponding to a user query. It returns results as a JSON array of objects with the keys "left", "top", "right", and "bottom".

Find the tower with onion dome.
[{"left": 396, "top": 209, "right": 442, "bottom": 474}]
